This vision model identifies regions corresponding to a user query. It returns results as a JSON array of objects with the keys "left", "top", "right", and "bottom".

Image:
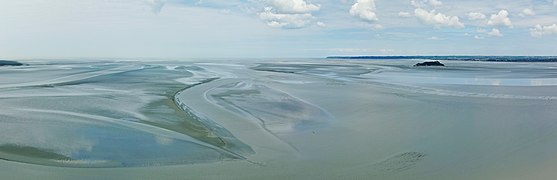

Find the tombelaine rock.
[
  {"left": 414, "top": 61, "right": 444, "bottom": 67},
  {"left": 0, "top": 60, "right": 24, "bottom": 66}
]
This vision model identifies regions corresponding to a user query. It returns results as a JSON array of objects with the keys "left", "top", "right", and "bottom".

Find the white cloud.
[
  {"left": 530, "top": 24, "right": 557, "bottom": 38},
  {"left": 487, "top": 10, "right": 512, "bottom": 27},
  {"left": 487, "top": 28, "right": 503, "bottom": 37},
  {"left": 410, "top": 0, "right": 419, "bottom": 7},
  {"left": 428, "top": 36, "right": 440, "bottom": 40},
  {"left": 410, "top": 0, "right": 421, "bottom": 7},
  {"left": 429, "top": 0, "right": 443, "bottom": 7},
  {"left": 316, "top": 21, "right": 326, "bottom": 27},
  {"left": 379, "top": 48, "right": 395, "bottom": 53},
  {"left": 518, "top": 8, "right": 535, "bottom": 17},
  {"left": 554, "top": 0, "right": 557, "bottom": 6},
  {"left": 411, "top": 0, "right": 443, "bottom": 8},
  {"left": 270, "top": 0, "right": 320, "bottom": 14},
  {"left": 475, "top": 28, "right": 502, "bottom": 38},
  {"left": 350, "top": 0, "right": 378, "bottom": 22},
  {"left": 414, "top": 8, "right": 464, "bottom": 28},
  {"left": 398, "top": 11, "right": 412, "bottom": 18},
  {"left": 467, "top": 12, "right": 486, "bottom": 20},
  {"left": 371, "top": 24, "right": 384, "bottom": 29},
  {"left": 332, "top": 48, "right": 374, "bottom": 53},
  {"left": 260, "top": 0, "right": 320, "bottom": 29},
  {"left": 146, "top": 0, "right": 166, "bottom": 13},
  {"left": 259, "top": 7, "right": 314, "bottom": 29},
  {"left": 219, "top": 9, "right": 232, "bottom": 14}
]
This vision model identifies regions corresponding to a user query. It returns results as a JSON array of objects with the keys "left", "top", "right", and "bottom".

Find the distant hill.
[{"left": 326, "top": 56, "right": 557, "bottom": 62}]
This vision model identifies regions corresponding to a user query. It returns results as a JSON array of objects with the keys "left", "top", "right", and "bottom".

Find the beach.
[{"left": 1, "top": 59, "right": 557, "bottom": 179}]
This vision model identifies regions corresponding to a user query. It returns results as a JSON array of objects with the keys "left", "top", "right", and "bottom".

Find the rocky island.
[
  {"left": 0, "top": 60, "right": 24, "bottom": 66},
  {"left": 414, "top": 61, "right": 445, "bottom": 67}
]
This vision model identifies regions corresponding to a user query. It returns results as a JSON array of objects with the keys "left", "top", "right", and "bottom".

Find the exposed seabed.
[{"left": 1, "top": 59, "right": 557, "bottom": 179}]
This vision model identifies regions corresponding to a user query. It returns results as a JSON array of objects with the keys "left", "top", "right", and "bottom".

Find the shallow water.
[
  {"left": 0, "top": 61, "right": 252, "bottom": 167},
  {"left": 1, "top": 59, "right": 557, "bottom": 179}
]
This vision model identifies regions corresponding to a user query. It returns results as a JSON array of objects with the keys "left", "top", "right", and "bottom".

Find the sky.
[{"left": 0, "top": 0, "right": 557, "bottom": 59}]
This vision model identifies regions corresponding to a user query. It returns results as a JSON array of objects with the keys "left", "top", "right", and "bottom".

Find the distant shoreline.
[{"left": 326, "top": 56, "right": 557, "bottom": 62}]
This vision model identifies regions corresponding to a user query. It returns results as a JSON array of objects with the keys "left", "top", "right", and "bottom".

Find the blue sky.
[{"left": 0, "top": 0, "right": 556, "bottom": 59}]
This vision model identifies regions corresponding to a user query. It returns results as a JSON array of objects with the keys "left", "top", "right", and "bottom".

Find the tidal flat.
[{"left": 1, "top": 59, "right": 557, "bottom": 179}]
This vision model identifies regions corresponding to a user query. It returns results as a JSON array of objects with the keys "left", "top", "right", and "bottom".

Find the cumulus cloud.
[
  {"left": 429, "top": 0, "right": 442, "bottom": 7},
  {"left": 398, "top": 11, "right": 412, "bottom": 18},
  {"left": 371, "top": 24, "right": 384, "bottom": 29},
  {"left": 518, "top": 8, "right": 535, "bottom": 17},
  {"left": 474, "top": 28, "right": 502, "bottom": 38},
  {"left": 467, "top": 12, "right": 486, "bottom": 20},
  {"left": 259, "top": 0, "right": 320, "bottom": 29},
  {"left": 487, "top": 28, "right": 503, "bottom": 37},
  {"left": 487, "top": 10, "right": 512, "bottom": 27},
  {"left": 414, "top": 8, "right": 464, "bottom": 28},
  {"left": 350, "top": 0, "right": 379, "bottom": 22},
  {"left": 259, "top": 7, "right": 314, "bottom": 29},
  {"left": 530, "top": 24, "right": 557, "bottom": 37},
  {"left": 270, "top": 0, "right": 320, "bottom": 14},
  {"left": 411, "top": 0, "right": 443, "bottom": 8}
]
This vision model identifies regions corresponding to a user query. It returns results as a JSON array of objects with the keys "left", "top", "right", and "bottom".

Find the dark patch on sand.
[{"left": 373, "top": 152, "right": 426, "bottom": 172}]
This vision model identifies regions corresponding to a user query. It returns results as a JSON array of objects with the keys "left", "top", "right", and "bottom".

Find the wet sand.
[{"left": 1, "top": 59, "right": 557, "bottom": 179}]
